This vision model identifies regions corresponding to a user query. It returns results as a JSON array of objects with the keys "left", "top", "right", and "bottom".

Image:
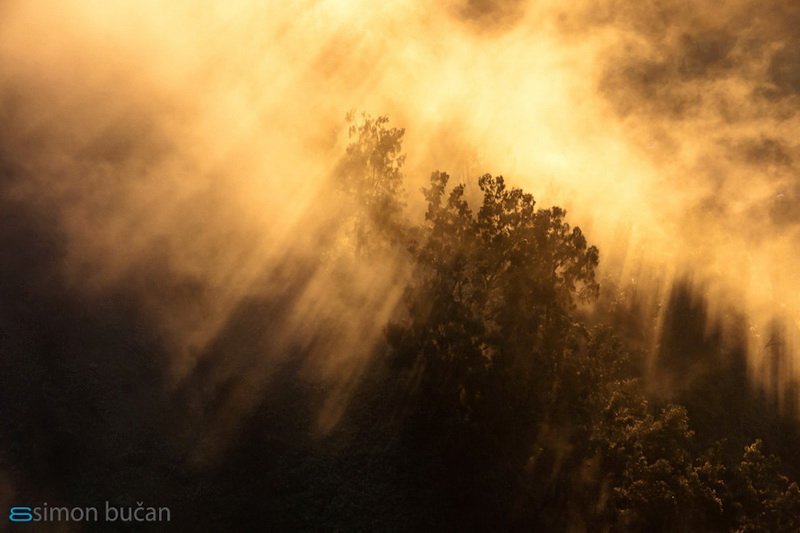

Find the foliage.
[
  {"left": 398, "top": 170, "right": 600, "bottom": 417},
  {"left": 592, "top": 390, "right": 726, "bottom": 531},
  {"left": 335, "top": 113, "right": 407, "bottom": 249},
  {"left": 338, "top": 112, "right": 800, "bottom": 531},
  {"left": 729, "top": 439, "right": 800, "bottom": 532}
]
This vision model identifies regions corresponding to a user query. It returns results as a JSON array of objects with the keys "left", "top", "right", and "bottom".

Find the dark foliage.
[
  {"left": 1, "top": 114, "right": 800, "bottom": 531},
  {"left": 341, "top": 114, "right": 800, "bottom": 531}
]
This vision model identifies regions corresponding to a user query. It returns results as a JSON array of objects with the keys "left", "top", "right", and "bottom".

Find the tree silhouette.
[
  {"left": 334, "top": 112, "right": 800, "bottom": 531},
  {"left": 334, "top": 113, "right": 407, "bottom": 250}
]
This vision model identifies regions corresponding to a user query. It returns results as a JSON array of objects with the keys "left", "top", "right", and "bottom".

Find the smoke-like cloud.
[
  {"left": 555, "top": 0, "right": 800, "bottom": 389},
  {"left": 2, "top": 0, "right": 800, "bottom": 509}
]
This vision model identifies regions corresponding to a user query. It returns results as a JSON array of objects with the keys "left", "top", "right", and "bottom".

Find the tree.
[
  {"left": 383, "top": 169, "right": 601, "bottom": 527},
  {"left": 334, "top": 113, "right": 407, "bottom": 250},
  {"left": 728, "top": 439, "right": 800, "bottom": 532},
  {"left": 591, "top": 391, "right": 727, "bottom": 531},
  {"left": 334, "top": 113, "right": 800, "bottom": 531},
  {"left": 398, "top": 170, "right": 599, "bottom": 415}
]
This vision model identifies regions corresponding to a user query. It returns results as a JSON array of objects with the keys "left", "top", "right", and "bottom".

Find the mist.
[{"left": 2, "top": 0, "right": 800, "bottom": 528}]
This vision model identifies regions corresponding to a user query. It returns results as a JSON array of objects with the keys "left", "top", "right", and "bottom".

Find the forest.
[
  {"left": 3, "top": 112, "right": 800, "bottom": 531},
  {"left": 3, "top": 1, "right": 800, "bottom": 531},
  {"left": 314, "top": 114, "right": 800, "bottom": 531}
]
